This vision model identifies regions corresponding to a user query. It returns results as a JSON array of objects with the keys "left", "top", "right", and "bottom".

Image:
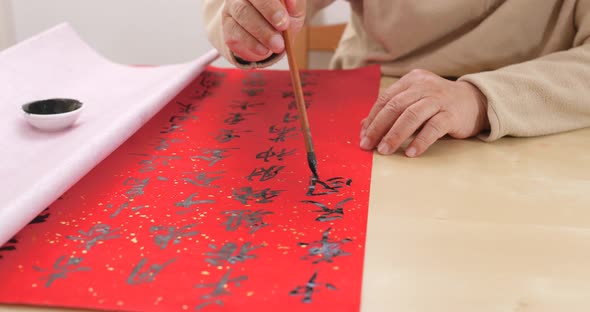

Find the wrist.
[{"left": 459, "top": 81, "right": 490, "bottom": 133}]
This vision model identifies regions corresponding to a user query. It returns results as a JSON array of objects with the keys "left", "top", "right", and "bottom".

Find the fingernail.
[
  {"left": 360, "top": 128, "right": 366, "bottom": 139},
  {"left": 406, "top": 147, "right": 417, "bottom": 157},
  {"left": 269, "top": 33, "right": 285, "bottom": 52},
  {"left": 378, "top": 142, "right": 392, "bottom": 155},
  {"left": 254, "top": 43, "right": 270, "bottom": 55},
  {"left": 360, "top": 137, "right": 371, "bottom": 150},
  {"left": 272, "top": 10, "right": 288, "bottom": 28}
]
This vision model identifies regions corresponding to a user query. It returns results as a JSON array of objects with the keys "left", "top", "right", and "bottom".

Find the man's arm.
[
  {"left": 459, "top": 0, "right": 590, "bottom": 141},
  {"left": 202, "top": 0, "right": 335, "bottom": 69}
]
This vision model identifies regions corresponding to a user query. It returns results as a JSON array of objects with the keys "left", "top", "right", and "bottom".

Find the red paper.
[{"left": 0, "top": 65, "right": 380, "bottom": 312}]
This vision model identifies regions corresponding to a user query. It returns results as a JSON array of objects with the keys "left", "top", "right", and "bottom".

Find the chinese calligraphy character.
[
  {"left": 246, "top": 166, "right": 285, "bottom": 182},
  {"left": 288, "top": 100, "right": 311, "bottom": 110},
  {"left": 307, "top": 177, "right": 352, "bottom": 196},
  {"left": 107, "top": 201, "right": 146, "bottom": 218},
  {"left": 123, "top": 177, "right": 150, "bottom": 199},
  {"left": 215, "top": 129, "right": 251, "bottom": 143},
  {"left": 231, "top": 101, "right": 263, "bottom": 111},
  {"left": 256, "top": 146, "right": 296, "bottom": 162},
  {"left": 282, "top": 112, "right": 298, "bottom": 123},
  {"left": 191, "top": 148, "right": 237, "bottom": 167},
  {"left": 222, "top": 209, "right": 273, "bottom": 234},
  {"left": 232, "top": 187, "right": 284, "bottom": 204},
  {"left": 268, "top": 125, "right": 297, "bottom": 143},
  {"left": 242, "top": 88, "right": 264, "bottom": 96},
  {"left": 205, "top": 242, "right": 260, "bottom": 266},
  {"left": 150, "top": 223, "right": 200, "bottom": 249},
  {"left": 175, "top": 193, "right": 216, "bottom": 214},
  {"left": 298, "top": 227, "right": 352, "bottom": 264},
  {"left": 176, "top": 100, "right": 200, "bottom": 117},
  {"left": 195, "top": 269, "right": 248, "bottom": 311},
  {"left": 301, "top": 198, "right": 353, "bottom": 222},
  {"left": 153, "top": 138, "right": 184, "bottom": 151},
  {"left": 289, "top": 271, "right": 336, "bottom": 304},
  {"left": 0, "top": 238, "right": 17, "bottom": 259},
  {"left": 183, "top": 171, "right": 225, "bottom": 188},
  {"left": 131, "top": 155, "right": 180, "bottom": 173},
  {"left": 33, "top": 255, "right": 91, "bottom": 288},
  {"left": 66, "top": 224, "right": 121, "bottom": 251},
  {"left": 127, "top": 258, "right": 176, "bottom": 285},
  {"left": 160, "top": 123, "right": 184, "bottom": 134},
  {"left": 29, "top": 207, "right": 50, "bottom": 224},
  {"left": 224, "top": 112, "right": 254, "bottom": 126}
]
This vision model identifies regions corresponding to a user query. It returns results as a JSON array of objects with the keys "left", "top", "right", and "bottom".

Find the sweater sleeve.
[
  {"left": 458, "top": 0, "right": 590, "bottom": 141},
  {"left": 202, "top": 0, "right": 336, "bottom": 69}
]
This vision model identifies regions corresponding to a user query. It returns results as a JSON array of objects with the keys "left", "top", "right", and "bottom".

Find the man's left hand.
[{"left": 360, "top": 69, "right": 490, "bottom": 157}]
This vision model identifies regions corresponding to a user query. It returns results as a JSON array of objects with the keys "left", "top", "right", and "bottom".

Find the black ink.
[
  {"left": 282, "top": 112, "right": 298, "bottom": 123},
  {"left": 191, "top": 148, "right": 238, "bottom": 167},
  {"left": 288, "top": 100, "right": 311, "bottom": 111},
  {"left": 289, "top": 271, "right": 336, "bottom": 303},
  {"left": 176, "top": 100, "right": 200, "bottom": 117},
  {"left": 131, "top": 155, "right": 180, "bottom": 173},
  {"left": 269, "top": 125, "right": 297, "bottom": 143},
  {"left": 307, "top": 177, "right": 351, "bottom": 196},
  {"left": 193, "top": 71, "right": 226, "bottom": 99},
  {"left": 127, "top": 258, "right": 176, "bottom": 285},
  {"left": 301, "top": 198, "right": 353, "bottom": 222},
  {"left": 232, "top": 187, "right": 284, "bottom": 204},
  {"left": 0, "top": 238, "right": 17, "bottom": 259},
  {"left": 175, "top": 192, "right": 216, "bottom": 214},
  {"left": 299, "top": 227, "right": 352, "bottom": 264},
  {"left": 107, "top": 202, "right": 145, "bottom": 218},
  {"left": 160, "top": 123, "right": 184, "bottom": 134},
  {"left": 33, "top": 255, "right": 91, "bottom": 288},
  {"left": 224, "top": 112, "right": 254, "bottom": 126},
  {"left": 231, "top": 101, "right": 263, "bottom": 111},
  {"left": 66, "top": 224, "right": 120, "bottom": 251},
  {"left": 183, "top": 171, "right": 225, "bottom": 188},
  {"left": 150, "top": 223, "right": 200, "bottom": 249},
  {"left": 256, "top": 147, "right": 296, "bottom": 162},
  {"left": 242, "top": 88, "right": 264, "bottom": 96},
  {"left": 153, "top": 138, "right": 184, "bottom": 151},
  {"left": 222, "top": 209, "right": 273, "bottom": 234},
  {"left": 29, "top": 208, "right": 50, "bottom": 224},
  {"left": 195, "top": 269, "right": 248, "bottom": 311},
  {"left": 246, "top": 166, "right": 285, "bottom": 182},
  {"left": 215, "top": 129, "right": 251, "bottom": 143},
  {"left": 205, "top": 242, "right": 260, "bottom": 266},
  {"left": 123, "top": 177, "right": 150, "bottom": 199}
]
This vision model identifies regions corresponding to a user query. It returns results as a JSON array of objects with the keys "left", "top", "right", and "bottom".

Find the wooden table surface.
[{"left": 3, "top": 77, "right": 590, "bottom": 312}]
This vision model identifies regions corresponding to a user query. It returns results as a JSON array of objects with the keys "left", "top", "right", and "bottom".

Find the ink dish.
[{"left": 22, "top": 98, "right": 84, "bottom": 131}]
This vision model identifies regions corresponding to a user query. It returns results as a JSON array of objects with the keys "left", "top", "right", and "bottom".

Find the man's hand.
[
  {"left": 360, "top": 69, "right": 490, "bottom": 157},
  {"left": 222, "top": 0, "right": 306, "bottom": 62}
]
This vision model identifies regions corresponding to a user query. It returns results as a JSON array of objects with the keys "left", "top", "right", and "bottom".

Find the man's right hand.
[{"left": 222, "top": 0, "right": 306, "bottom": 62}]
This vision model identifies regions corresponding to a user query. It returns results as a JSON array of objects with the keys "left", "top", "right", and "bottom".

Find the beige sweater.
[{"left": 203, "top": 0, "right": 590, "bottom": 141}]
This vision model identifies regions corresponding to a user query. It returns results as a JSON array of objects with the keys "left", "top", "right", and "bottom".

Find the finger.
[
  {"left": 361, "top": 75, "right": 412, "bottom": 131},
  {"left": 248, "top": 0, "right": 291, "bottom": 31},
  {"left": 377, "top": 99, "right": 441, "bottom": 155},
  {"left": 360, "top": 89, "right": 422, "bottom": 150},
  {"left": 227, "top": 0, "right": 285, "bottom": 53},
  {"left": 223, "top": 16, "right": 273, "bottom": 62},
  {"left": 284, "top": 0, "right": 306, "bottom": 32},
  {"left": 405, "top": 113, "right": 451, "bottom": 157}
]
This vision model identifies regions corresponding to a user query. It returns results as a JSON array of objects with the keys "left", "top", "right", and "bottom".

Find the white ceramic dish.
[{"left": 22, "top": 98, "right": 84, "bottom": 131}]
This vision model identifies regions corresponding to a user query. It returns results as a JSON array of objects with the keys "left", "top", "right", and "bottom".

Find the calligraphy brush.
[{"left": 280, "top": 10, "right": 320, "bottom": 179}]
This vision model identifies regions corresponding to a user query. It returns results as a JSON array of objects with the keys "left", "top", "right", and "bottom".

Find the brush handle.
[{"left": 281, "top": 18, "right": 315, "bottom": 155}]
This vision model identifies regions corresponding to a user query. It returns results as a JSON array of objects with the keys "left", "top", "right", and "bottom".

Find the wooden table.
[{"left": 3, "top": 77, "right": 590, "bottom": 312}]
